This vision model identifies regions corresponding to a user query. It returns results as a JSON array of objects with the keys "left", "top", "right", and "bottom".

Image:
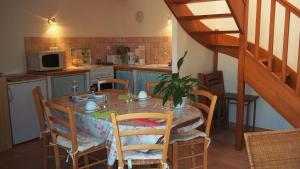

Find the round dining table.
[{"left": 49, "top": 92, "right": 204, "bottom": 166}]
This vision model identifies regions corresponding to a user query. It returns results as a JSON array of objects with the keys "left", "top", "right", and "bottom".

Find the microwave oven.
[{"left": 27, "top": 51, "right": 66, "bottom": 71}]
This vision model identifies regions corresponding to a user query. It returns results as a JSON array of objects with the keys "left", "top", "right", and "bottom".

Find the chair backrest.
[
  {"left": 43, "top": 101, "right": 78, "bottom": 152},
  {"left": 111, "top": 112, "right": 173, "bottom": 168},
  {"left": 32, "top": 86, "right": 47, "bottom": 132},
  {"left": 198, "top": 71, "right": 225, "bottom": 97},
  {"left": 191, "top": 90, "right": 217, "bottom": 137},
  {"left": 146, "top": 81, "right": 161, "bottom": 97},
  {"left": 97, "top": 78, "right": 129, "bottom": 93}
]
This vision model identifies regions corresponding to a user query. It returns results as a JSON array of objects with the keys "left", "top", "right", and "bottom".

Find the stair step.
[
  {"left": 191, "top": 30, "right": 240, "bottom": 35},
  {"left": 178, "top": 13, "right": 232, "bottom": 20},
  {"left": 209, "top": 44, "right": 239, "bottom": 48},
  {"left": 168, "top": 0, "right": 223, "bottom": 4},
  {"left": 273, "top": 72, "right": 291, "bottom": 79}
]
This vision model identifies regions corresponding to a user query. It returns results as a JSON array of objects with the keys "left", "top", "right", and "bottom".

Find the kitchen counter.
[
  {"left": 6, "top": 74, "right": 46, "bottom": 84},
  {"left": 28, "top": 68, "right": 90, "bottom": 76},
  {"left": 113, "top": 64, "right": 171, "bottom": 73}
]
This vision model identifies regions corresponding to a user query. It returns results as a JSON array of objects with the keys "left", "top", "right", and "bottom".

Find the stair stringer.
[{"left": 244, "top": 52, "right": 300, "bottom": 127}]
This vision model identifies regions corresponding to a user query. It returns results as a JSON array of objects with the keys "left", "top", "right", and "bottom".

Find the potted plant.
[{"left": 154, "top": 51, "right": 205, "bottom": 107}]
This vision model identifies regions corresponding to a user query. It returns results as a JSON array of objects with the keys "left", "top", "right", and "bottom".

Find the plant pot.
[{"left": 175, "top": 96, "right": 188, "bottom": 108}]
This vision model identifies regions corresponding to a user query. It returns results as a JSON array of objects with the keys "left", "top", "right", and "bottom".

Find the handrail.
[
  {"left": 276, "top": 0, "right": 300, "bottom": 17},
  {"left": 249, "top": 0, "right": 299, "bottom": 86}
]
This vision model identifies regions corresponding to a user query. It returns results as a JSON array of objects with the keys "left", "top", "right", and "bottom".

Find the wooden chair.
[
  {"left": 42, "top": 101, "right": 107, "bottom": 169},
  {"left": 146, "top": 82, "right": 161, "bottom": 98},
  {"left": 111, "top": 112, "right": 174, "bottom": 169},
  {"left": 169, "top": 90, "right": 217, "bottom": 169},
  {"left": 32, "top": 86, "right": 52, "bottom": 169},
  {"left": 98, "top": 78, "right": 129, "bottom": 93}
]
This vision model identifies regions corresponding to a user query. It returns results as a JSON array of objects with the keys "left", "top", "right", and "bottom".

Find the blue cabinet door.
[
  {"left": 115, "top": 69, "right": 134, "bottom": 92},
  {"left": 51, "top": 74, "right": 87, "bottom": 98},
  {"left": 136, "top": 71, "right": 166, "bottom": 93}
]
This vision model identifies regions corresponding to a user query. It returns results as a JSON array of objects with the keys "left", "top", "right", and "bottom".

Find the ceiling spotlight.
[{"left": 48, "top": 17, "right": 57, "bottom": 26}]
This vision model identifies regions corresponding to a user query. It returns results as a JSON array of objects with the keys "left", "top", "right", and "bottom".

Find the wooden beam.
[
  {"left": 267, "top": 0, "right": 276, "bottom": 71},
  {"left": 213, "top": 51, "right": 218, "bottom": 72},
  {"left": 178, "top": 13, "right": 232, "bottom": 20},
  {"left": 254, "top": 0, "right": 262, "bottom": 59},
  {"left": 281, "top": 10, "right": 290, "bottom": 83},
  {"left": 236, "top": 0, "right": 249, "bottom": 151},
  {"left": 296, "top": 35, "right": 300, "bottom": 95}
]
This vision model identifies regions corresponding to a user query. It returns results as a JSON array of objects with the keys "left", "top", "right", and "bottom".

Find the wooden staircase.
[{"left": 165, "top": 0, "right": 300, "bottom": 150}]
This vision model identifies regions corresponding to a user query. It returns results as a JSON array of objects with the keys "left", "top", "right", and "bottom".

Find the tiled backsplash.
[{"left": 24, "top": 37, "right": 172, "bottom": 66}]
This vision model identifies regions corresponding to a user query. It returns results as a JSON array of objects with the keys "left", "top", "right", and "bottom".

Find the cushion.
[
  {"left": 123, "top": 150, "right": 162, "bottom": 160},
  {"left": 57, "top": 132, "right": 105, "bottom": 152},
  {"left": 170, "top": 129, "right": 206, "bottom": 144}
]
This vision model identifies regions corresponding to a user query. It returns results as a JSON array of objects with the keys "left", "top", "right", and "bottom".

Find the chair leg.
[
  {"left": 41, "top": 137, "right": 49, "bottom": 169},
  {"left": 72, "top": 156, "right": 79, "bottom": 169},
  {"left": 53, "top": 145, "right": 61, "bottom": 169},
  {"left": 83, "top": 155, "right": 90, "bottom": 169},
  {"left": 203, "top": 141, "right": 208, "bottom": 169},
  {"left": 172, "top": 143, "right": 178, "bottom": 169}
]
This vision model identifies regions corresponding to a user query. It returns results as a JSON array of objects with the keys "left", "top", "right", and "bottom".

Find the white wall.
[
  {"left": 0, "top": 0, "right": 172, "bottom": 74},
  {"left": 218, "top": 53, "right": 292, "bottom": 130},
  {"left": 172, "top": 18, "right": 214, "bottom": 77}
]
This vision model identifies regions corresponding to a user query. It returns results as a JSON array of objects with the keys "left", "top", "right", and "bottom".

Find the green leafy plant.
[{"left": 154, "top": 51, "right": 205, "bottom": 107}]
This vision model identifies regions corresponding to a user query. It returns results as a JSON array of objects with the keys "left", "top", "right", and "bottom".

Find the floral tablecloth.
[{"left": 50, "top": 92, "right": 203, "bottom": 166}]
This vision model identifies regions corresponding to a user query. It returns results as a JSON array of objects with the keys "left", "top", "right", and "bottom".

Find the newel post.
[{"left": 235, "top": 0, "right": 249, "bottom": 150}]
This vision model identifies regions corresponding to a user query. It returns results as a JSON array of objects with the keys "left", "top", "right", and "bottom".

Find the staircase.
[{"left": 165, "top": 0, "right": 300, "bottom": 150}]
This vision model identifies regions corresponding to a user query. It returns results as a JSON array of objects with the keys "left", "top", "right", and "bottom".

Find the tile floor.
[{"left": 0, "top": 128, "right": 249, "bottom": 169}]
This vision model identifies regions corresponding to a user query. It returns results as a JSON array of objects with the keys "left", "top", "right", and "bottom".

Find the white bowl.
[{"left": 138, "top": 91, "right": 147, "bottom": 99}]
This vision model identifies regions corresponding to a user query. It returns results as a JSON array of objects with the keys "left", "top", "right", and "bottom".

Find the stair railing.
[{"left": 246, "top": 0, "right": 300, "bottom": 93}]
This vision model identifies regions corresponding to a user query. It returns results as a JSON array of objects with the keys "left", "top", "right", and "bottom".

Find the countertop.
[
  {"left": 6, "top": 74, "right": 46, "bottom": 84},
  {"left": 28, "top": 68, "right": 90, "bottom": 76},
  {"left": 113, "top": 64, "right": 171, "bottom": 73}
]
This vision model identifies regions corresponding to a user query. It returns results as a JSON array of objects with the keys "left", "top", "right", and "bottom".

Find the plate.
[{"left": 84, "top": 108, "right": 100, "bottom": 113}]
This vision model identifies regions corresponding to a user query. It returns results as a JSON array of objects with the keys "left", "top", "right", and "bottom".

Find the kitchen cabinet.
[
  {"left": 115, "top": 69, "right": 167, "bottom": 94},
  {"left": 115, "top": 69, "right": 134, "bottom": 92},
  {"left": 136, "top": 71, "right": 166, "bottom": 93},
  {"left": 8, "top": 79, "right": 47, "bottom": 144},
  {"left": 0, "top": 76, "right": 12, "bottom": 150},
  {"left": 51, "top": 73, "right": 87, "bottom": 98}
]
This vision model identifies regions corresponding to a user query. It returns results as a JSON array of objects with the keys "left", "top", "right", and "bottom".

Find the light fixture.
[
  {"left": 48, "top": 17, "right": 57, "bottom": 26},
  {"left": 167, "top": 15, "right": 172, "bottom": 25}
]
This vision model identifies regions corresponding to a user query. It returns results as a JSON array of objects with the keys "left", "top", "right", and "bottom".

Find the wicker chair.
[
  {"left": 111, "top": 112, "right": 173, "bottom": 169},
  {"left": 43, "top": 101, "right": 107, "bottom": 169},
  {"left": 245, "top": 129, "right": 300, "bottom": 169},
  {"left": 168, "top": 90, "right": 217, "bottom": 169},
  {"left": 97, "top": 78, "right": 129, "bottom": 93}
]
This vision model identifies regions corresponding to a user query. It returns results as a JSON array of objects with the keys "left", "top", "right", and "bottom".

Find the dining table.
[{"left": 48, "top": 91, "right": 204, "bottom": 166}]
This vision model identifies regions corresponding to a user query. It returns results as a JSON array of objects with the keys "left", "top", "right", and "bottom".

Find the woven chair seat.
[{"left": 245, "top": 129, "right": 300, "bottom": 169}]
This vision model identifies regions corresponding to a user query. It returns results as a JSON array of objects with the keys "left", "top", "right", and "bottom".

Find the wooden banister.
[
  {"left": 281, "top": 9, "right": 291, "bottom": 82},
  {"left": 267, "top": 0, "right": 276, "bottom": 71},
  {"left": 254, "top": 0, "right": 262, "bottom": 59},
  {"left": 277, "top": 0, "right": 300, "bottom": 17}
]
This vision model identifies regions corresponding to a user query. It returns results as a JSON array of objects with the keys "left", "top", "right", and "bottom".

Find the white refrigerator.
[{"left": 8, "top": 79, "right": 47, "bottom": 144}]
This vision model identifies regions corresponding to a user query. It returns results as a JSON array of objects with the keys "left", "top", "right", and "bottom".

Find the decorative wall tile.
[{"left": 24, "top": 36, "right": 172, "bottom": 66}]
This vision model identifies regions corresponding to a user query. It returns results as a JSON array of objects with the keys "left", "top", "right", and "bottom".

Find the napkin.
[
  {"left": 117, "top": 95, "right": 128, "bottom": 100},
  {"left": 132, "top": 119, "right": 161, "bottom": 126},
  {"left": 92, "top": 111, "right": 115, "bottom": 119}
]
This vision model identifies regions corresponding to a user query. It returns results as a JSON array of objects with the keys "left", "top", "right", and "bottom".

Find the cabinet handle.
[{"left": 8, "top": 87, "right": 13, "bottom": 102}]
